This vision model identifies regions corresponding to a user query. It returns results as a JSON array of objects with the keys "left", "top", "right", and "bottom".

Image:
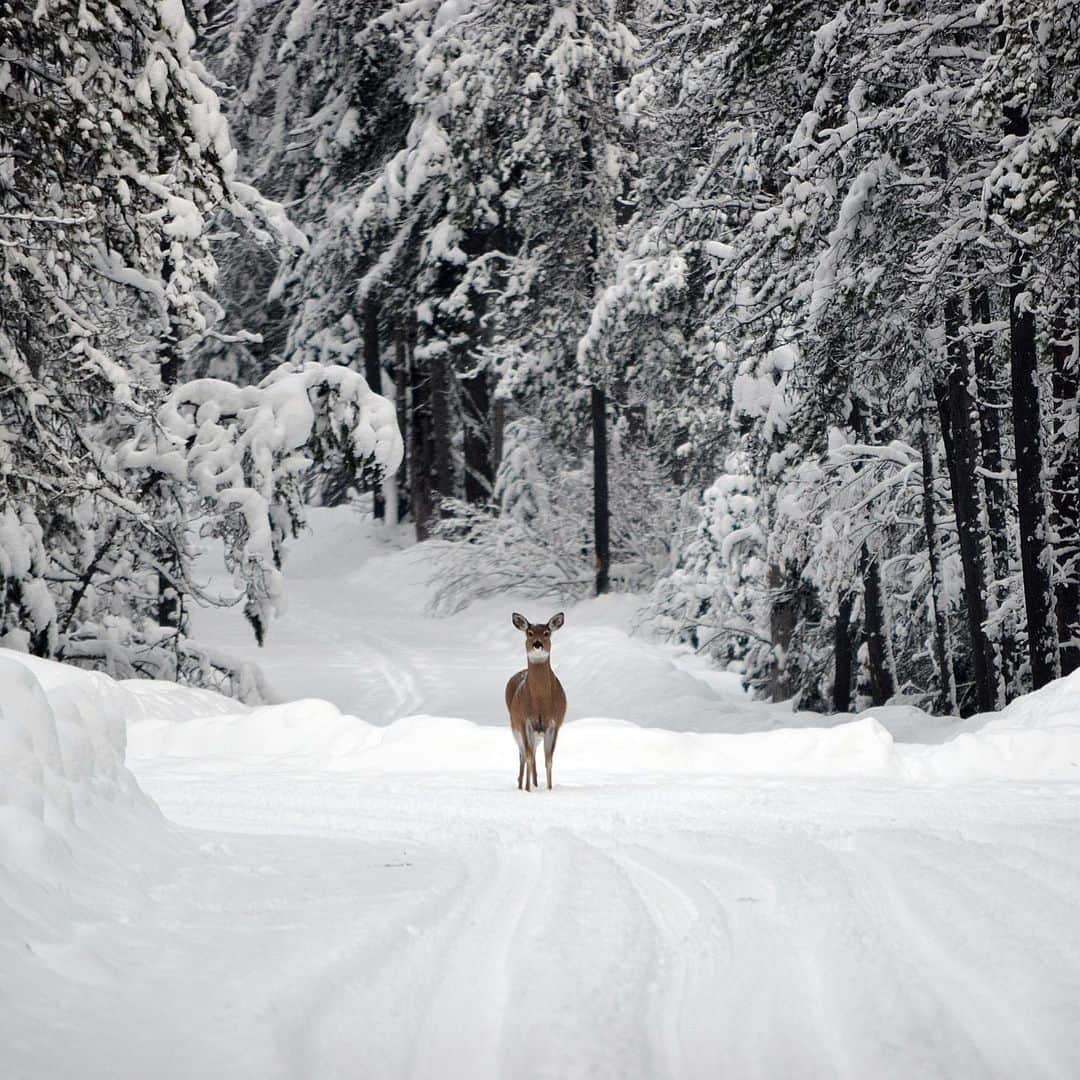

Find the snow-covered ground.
[{"left": 3, "top": 508, "right": 1080, "bottom": 1079}]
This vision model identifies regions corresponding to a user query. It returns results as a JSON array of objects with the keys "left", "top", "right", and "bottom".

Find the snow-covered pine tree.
[{"left": 0, "top": 0, "right": 400, "bottom": 693}]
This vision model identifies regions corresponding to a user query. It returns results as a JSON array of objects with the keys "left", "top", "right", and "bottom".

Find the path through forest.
[{"left": 5, "top": 511, "right": 1079, "bottom": 1079}]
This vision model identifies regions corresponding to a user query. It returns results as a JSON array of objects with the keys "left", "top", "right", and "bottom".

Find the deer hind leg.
[{"left": 544, "top": 726, "right": 558, "bottom": 790}]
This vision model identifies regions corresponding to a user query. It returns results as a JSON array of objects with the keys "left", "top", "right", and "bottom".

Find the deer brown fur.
[{"left": 505, "top": 612, "right": 566, "bottom": 791}]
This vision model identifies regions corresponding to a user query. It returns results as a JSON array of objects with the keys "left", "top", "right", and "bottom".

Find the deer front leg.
[
  {"left": 522, "top": 728, "right": 536, "bottom": 792},
  {"left": 544, "top": 726, "right": 558, "bottom": 790},
  {"left": 517, "top": 749, "right": 525, "bottom": 790}
]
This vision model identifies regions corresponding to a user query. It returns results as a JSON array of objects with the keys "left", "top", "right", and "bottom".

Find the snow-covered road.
[
  {"left": 44, "top": 758, "right": 1070, "bottom": 1080},
  {"left": 6, "top": 511, "right": 1080, "bottom": 1079}
]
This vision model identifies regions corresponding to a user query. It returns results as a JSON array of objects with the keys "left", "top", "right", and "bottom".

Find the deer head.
[{"left": 512, "top": 612, "right": 565, "bottom": 663}]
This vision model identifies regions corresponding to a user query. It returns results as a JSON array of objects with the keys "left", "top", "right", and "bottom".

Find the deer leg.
[
  {"left": 523, "top": 730, "right": 535, "bottom": 792},
  {"left": 544, "top": 726, "right": 556, "bottom": 790},
  {"left": 514, "top": 729, "right": 526, "bottom": 790}
]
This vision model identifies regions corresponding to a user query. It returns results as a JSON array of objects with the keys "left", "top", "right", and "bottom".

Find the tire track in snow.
[
  {"left": 608, "top": 844, "right": 712, "bottom": 1079},
  {"left": 853, "top": 835, "right": 1080, "bottom": 1078},
  {"left": 266, "top": 843, "right": 469, "bottom": 1079},
  {"left": 496, "top": 828, "right": 661, "bottom": 1080},
  {"left": 404, "top": 838, "right": 544, "bottom": 1080},
  {"left": 268, "top": 832, "right": 545, "bottom": 1080},
  {"left": 618, "top": 835, "right": 861, "bottom": 1080}
]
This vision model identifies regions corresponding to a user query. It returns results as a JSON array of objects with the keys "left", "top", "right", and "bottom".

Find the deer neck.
[{"left": 525, "top": 655, "right": 555, "bottom": 692}]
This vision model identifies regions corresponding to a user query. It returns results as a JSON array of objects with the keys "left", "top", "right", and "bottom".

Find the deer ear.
[
  {"left": 548, "top": 612, "right": 565, "bottom": 631},
  {"left": 512, "top": 612, "right": 529, "bottom": 632}
]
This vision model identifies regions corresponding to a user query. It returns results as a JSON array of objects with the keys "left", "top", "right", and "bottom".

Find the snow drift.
[
  {"left": 121, "top": 656, "right": 1080, "bottom": 784},
  {"left": 0, "top": 651, "right": 179, "bottom": 1026},
  {"left": 0, "top": 653, "right": 162, "bottom": 874}
]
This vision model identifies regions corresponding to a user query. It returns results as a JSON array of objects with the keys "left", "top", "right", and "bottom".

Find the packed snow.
[{"left": 3, "top": 508, "right": 1080, "bottom": 1078}]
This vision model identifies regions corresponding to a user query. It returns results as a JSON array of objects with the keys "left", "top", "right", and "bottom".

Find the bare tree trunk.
[
  {"left": 1006, "top": 104, "right": 1058, "bottom": 690},
  {"left": 971, "top": 284, "right": 1015, "bottom": 694},
  {"left": 592, "top": 385, "right": 610, "bottom": 595},
  {"left": 492, "top": 396, "right": 507, "bottom": 478},
  {"left": 392, "top": 328, "right": 409, "bottom": 523},
  {"left": 364, "top": 299, "right": 385, "bottom": 520},
  {"left": 430, "top": 352, "right": 454, "bottom": 501},
  {"left": 461, "top": 369, "right": 492, "bottom": 504},
  {"left": 767, "top": 559, "right": 797, "bottom": 701},
  {"left": 1011, "top": 265, "right": 1058, "bottom": 688},
  {"left": 408, "top": 330, "right": 435, "bottom": 541},
  {"left": 1051, "top": 306, "right": 1080, "bottom": 675},
  {"left": 936, "top": 299, "right": 997, "bottom": 712},
  {"left": 850, "top": 398, "right": 896, "bottom": 707},
  {"left": 158, "top": 263, "right": 183, "bottom": 645},
  {"left": 860, "top": 545, "right": 895, "bottom": 706},
  {"left": 833, "top": 589, "right": 856, "bottom": 712},
  {"left": 919, "top": 392, "right": 958, "bottom": 713}
]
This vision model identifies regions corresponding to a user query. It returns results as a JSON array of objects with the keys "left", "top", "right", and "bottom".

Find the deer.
[{"left": 505, "top": 612, "right": 566, "bottom": 791}]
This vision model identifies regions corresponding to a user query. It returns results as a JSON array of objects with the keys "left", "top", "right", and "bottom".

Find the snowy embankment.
[
  {"left": 0, "top": 653, "right": 179, "bottom": 1060},
  {"left": 123, "top": 674, "right": 1080, "bottom": 784},
  {"left": 0, "top": 652, "right": 166, "bottom": 873}
]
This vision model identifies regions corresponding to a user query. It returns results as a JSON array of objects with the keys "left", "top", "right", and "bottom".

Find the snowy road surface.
[
  {"left": 5, "top": 511, "right": 1080, "bottom": 1078},
  {"left": 16, "top": 755, "right": 1079, "bottom": 1080}
]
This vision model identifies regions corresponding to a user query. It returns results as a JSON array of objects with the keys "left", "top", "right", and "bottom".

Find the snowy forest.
[{"left": 3, "top": 0, "right": 1079, "bottom": 718}]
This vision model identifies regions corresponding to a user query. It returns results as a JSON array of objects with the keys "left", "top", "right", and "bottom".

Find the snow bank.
[
  {"left": 0, "top": 649, "right": 176, "bottom": 1007},
  {"left": 124, "top": 668, "right": 1080, "bottom": 784},
  {"left": 0, "top": 652, "right": 162, "bottom": 876}
]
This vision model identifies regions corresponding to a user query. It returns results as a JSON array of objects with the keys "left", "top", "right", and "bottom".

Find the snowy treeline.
[
  {"left": 3, "top": 1, "right": 1078, "bottom": 715},
  {"left": 0, "top": 0, "right": 400, "bottom": 695}
]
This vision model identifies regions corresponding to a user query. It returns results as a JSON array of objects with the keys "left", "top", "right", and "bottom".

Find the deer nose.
[{"left": 532, "top": 641, "right": 543, "bottom": 649}]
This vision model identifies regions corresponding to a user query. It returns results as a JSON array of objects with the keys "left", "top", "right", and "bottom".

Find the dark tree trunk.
[
  {"left": 391, "top": 327, "right": 410, "bottom": 523},
  {"left": 461, "top": 369, "right": 492, "bottom": 504},
  {"left": 833, "top": 589, "right": 856, "bottom": 713},
  {"left": 158, "top": 261, "right": 183, "bottom": 639},
  {"left": 591, "top": 385, "right": 610, "bottom": 595},
  {"left": 364, "top": 299, "right": 385, "bottom": 520},
  {"left": 1009, "top": 257, "right": 1058, "bottom": 689},
  {"left": 860, "top": 545, "right": 895, "bottom": 706},
  {"left": 971, "top": 287, "right": 1010, "bottom": 576},
  {"left": 919, "top": 394, "right": 957, "bottom": 713},
  {"left": 408, "top": 330, "right": 435, "bottom": 541},
  {"left": 430, "top": 352, "right": 455, "bottom": 501},
  {"left": 1005, "top": 103, "right": 1058, "bottom": 690},
  {"left": 849, "top": 399, "right": 896, "bottom": 707},
  {"left": 971, "top": 284, "right": 1016, "bottom": 692},
  {"left": 492, "top": 397, "right": 507, "bottom": 478},
  {"left": 767, "top": 559, "right": 798, "bottom": 702},
  {"left": 1051, "top": 307, "right": 1080, "bottom": 675},
  {"left": 935, "top": 299, "right": 998, "bottom": 712}
]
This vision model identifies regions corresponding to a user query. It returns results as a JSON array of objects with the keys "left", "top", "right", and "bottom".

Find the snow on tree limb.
[{"left": 121, "top": 361, "right": 402, "bottom": 635}]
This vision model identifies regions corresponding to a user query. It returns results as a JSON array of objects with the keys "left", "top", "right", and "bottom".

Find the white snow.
[{"left": 2, "top": 508, "right": 1080, "bottom": 1078}]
